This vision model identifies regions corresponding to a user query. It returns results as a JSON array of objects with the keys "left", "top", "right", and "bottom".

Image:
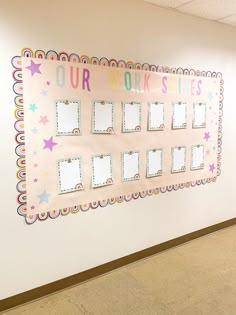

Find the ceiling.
[{"left": 144, "top": 0, "right": 236, "bottom": 27}]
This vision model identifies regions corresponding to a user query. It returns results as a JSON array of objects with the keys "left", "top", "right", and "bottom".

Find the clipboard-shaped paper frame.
[
  {"left": 122, "top": 101, "right": 142, "bottom": 133},
  {"left": 171, "top": 146, "right": 187, "bottom": 173},
  {"left": 172, "top": 102, "right": 187, "bottom": 130},
  {"left": 191, "top": 144, "right": 205, "bottom": 170},
  {"left": 148, "top": 101, "right": 165, "bottom": 131},
  {"left": 193, "top": 102, "right": 207, "bottom": 129},
  {"left": 91, "top": 153, "right": 113, "bottom": 188},
  {"left": 121, "top": 150, "right": 140, "bottom": 182},
  {"left": 55, "top": 100, "right": 81, "bottom": 136},
  {"left": 92, "top": 100, "right": 114, "bottom": 134},
  {"left": 57, "top": 156, "right": 84, "bottom": 194},
  {"left": 146, "top": 148, "right": 163, "bottom": 178}
]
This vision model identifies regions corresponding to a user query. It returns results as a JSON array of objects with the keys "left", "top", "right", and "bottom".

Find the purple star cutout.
[
  {"left": 31, "top": 205, "right": 35, "bottom": 210},
  {"left": 204, "top": 132, "right": 210, "bottom": 142},
  {"left": 26, "top": 60, "right": 41, "bottom": 76},
  {"left": 43, "top": 136, "right": 58, "bottom": 151},
  {"left": 46, "top": 81, "right": 51, "bottom": 86},
  {"left": 34, "top": 178, "right": 38, "bottom": 183},
  {"left": 209, "top": 163, "right": 215, "bottom": 173}
]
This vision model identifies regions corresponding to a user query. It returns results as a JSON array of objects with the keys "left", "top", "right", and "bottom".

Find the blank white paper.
[
  {"left": 123, "top": 102, "right": 141, "bottom": 132},
  {"left": 148, "top": 102, "right": 164, "bottom": 130},
  {"left": 147, "top": 149, "right": 163, "bottom": 177},
  {"left": 193, "top": 103, "right": 206, "bottom": 128},
  {"left": 172, "top": 147, "right": 186, "bottom": 173},
  {"left": 58, "top": 158, "right": 83, "bottom": 194},
  {"left": 93, "top": 101, "right": 114, "bottom": 133},
  {"left": 92, "top": 154, "right": 113, "bottom": 187},
  {"left": 191, "top": 145, "right": 204, "bottom": 170},
  {"left": 56, "top": 101, "right": 81, "bottom": 135},
  {"left": 122, "top": 151, "right": 140, "bottom": 181},
  {"left": 172, "top": 102, "right": 187, "bottom": 129}
]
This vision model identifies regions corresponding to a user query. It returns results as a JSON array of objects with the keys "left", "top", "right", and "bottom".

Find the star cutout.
[
  {"left": 212, "top": 146, "right": 216, "bottom": 151},
  {"left": 33, "top": 178, "right": 38, "bottom": 183},
  {"left": 32, "top": 127, "right": 38, "bottom": 134},
  {"left": 29, "top": 104, "right": 37, "bottom": 112},
  {"left": 204, "top": 132, "right": 210, "bottom": 142},
  {"left": 34, "top": 163, "right": 38, "bottom": 168},
  {"left": 31, "top": 205, "right": 35, "bottom": 210},
  {"left": 209, "top": 163, "right": 215, "bottom": 173},
  {"left": 38, "top": 190, "right": 50, "bottom": 203},
  {"left": 41, "top": 90, "right": 48, "bottom": 96},
  {"left": 208, "top": 92, "right": 214, "bottom": 101},
  {"left": 26, "top": 60, "right": 42, "bottom": 76},
  {"left": 33, "top": 150, "right": 38, "bottom": 155},
  {"left": 206, "top": 149, "right": 211, "bottom": 155},
  {"left": 43, "top": 136, "right": 57, "bottom": 151},
  {"left": 39, "top": 115, "right": 49, "bottom": 125},
  {"left": 46, "top": 81, "right": 51, "bottom": 86}
]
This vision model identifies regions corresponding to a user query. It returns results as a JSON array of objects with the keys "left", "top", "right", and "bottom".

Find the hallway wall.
[{"left": 0, "top": 0, "right": 235, "bottom": 299}]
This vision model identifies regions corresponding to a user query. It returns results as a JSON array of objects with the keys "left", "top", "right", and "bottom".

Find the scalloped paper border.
[{"left": 13, "top": 48, "right": 223, "bottom": 224}]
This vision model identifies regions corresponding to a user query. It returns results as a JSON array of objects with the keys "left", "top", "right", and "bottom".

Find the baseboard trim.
[{"left": 1, "top": 217, "right": 236, "bottom": 312}]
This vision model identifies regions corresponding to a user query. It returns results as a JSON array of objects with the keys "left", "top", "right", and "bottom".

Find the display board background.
[{"left": 14, "top": 50, "right": 223, "bottom": 224}]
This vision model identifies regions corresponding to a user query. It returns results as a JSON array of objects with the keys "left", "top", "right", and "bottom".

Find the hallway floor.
[{"left": 3, "top": 225, "right": 236, "bottom": 315}]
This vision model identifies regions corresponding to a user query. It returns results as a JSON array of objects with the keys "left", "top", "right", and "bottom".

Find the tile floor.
[{"left": 3, "top": 225, "right": 236, "bottom": 315}]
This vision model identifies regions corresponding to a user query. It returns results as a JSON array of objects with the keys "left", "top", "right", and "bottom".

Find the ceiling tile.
[
  {"left": 178, "top": 0, "right": 236, "bottom": 20},
  {"left": 219, "top": 14, "right": 236, "bottom": 26},
  {"left": 144, "top": 0, "right": 193, "bottom": 9}
]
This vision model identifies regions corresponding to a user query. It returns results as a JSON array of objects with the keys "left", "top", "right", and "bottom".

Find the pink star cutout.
[
  {"left": 39, "top": 115, "right": 49, "bottom": 125},
  {"left": 26, "top": 60, "right": 41, "bottom": 76},
  {"left": 204, "top": 132, "right": 210, "bottom": 142},
  {"left": 43, "top": 136, "right": 57, "bottom": 151},
  {"left": 34, "top": 163, "right": 38, "bottom": 168},
  {"left": 209, "top": 163, "right": 215, "bottom": 173}
]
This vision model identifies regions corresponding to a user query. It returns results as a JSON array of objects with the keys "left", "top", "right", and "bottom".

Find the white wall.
[{"left": 0, "top": 0, "right": 235, "bottom": 299}]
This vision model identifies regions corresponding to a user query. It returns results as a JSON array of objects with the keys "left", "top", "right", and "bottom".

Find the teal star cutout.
[
  {"left": 208, "top": 92, "right": 214, "bottom": 101},
  {"left": 41, "top": 90, "right": 48, "bottom": 96},
  {"left": 32, "top": 127, "right": 38, "bottom": 134},
  {"left": 38, "top": 190, "right": 50, "bottom": 203},
  {"left": 212, "top": 146, "right": 216, "bottom": 151},
  {"left": 29, "top": 104, "right": 37, "bottom": 112}
]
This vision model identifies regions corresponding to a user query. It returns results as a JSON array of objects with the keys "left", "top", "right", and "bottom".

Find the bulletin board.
[{"left": 13, "top": 48, "right": 223, "bottom": 224}]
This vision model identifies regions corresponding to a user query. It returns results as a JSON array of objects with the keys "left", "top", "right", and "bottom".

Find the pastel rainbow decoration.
[
  {"left": 13, "top": 48, "right": 223, "bottom": 224},
  {"left": 135, "top": 125, "right": 141, "bottom": 131},
  {"left": 182, "top": 123, "right": 187, "bottom": 128},
  {"left": 72, "top": 128, "right": 81, "bottom": 134},
  {"left": 160, "top": 124, "right": 165, "bottom": 129},
  {"left": 75, "top": 183, "right": 83, "bottom": 190},
  {"left": 106, "top": 127, "right": 114, "bottom": 133},
  {"left": 158, "top": 170, "right": 162, "bottom": 175},
  {"left": 181, "top": 166, "right": 186, "bottom": 171},
  {"left": 134, "top": 174, "right": 140, "bottom": 179},
  {"left": 200, "top": 163, "right": 204, "bottom": 168},
  {"left": 106, "top": 178, "right": 113, "bottom": 185},
  {"left": 202, "top": 122, "right": 206, "bottom": 127}
]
